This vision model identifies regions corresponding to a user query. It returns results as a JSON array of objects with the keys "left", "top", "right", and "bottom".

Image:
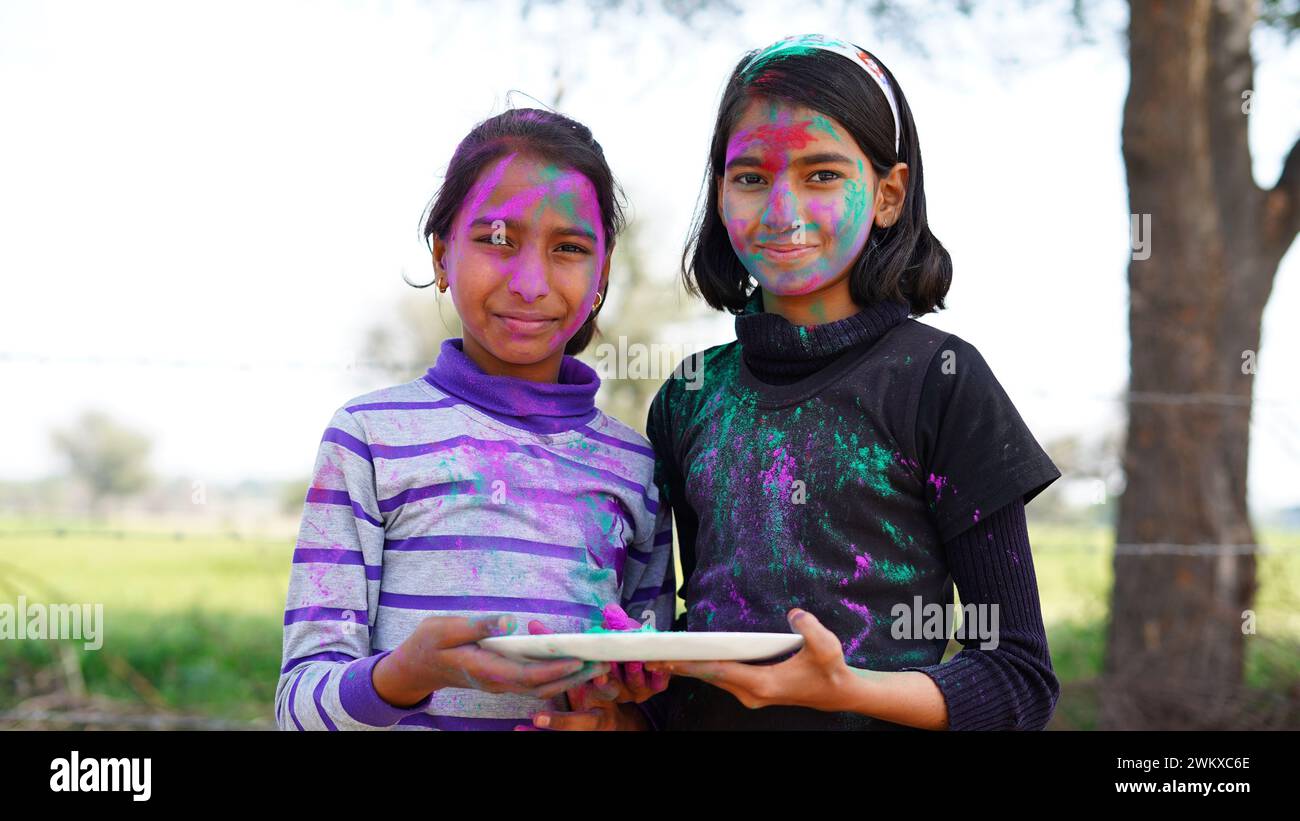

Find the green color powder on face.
[
  {"left": 843, "top": 176, "right": 872, "bottom": 237},
  {"left": 810, "top": 115, "right": 841, "bottom": 141},
  {"left": 536, "top": 162, "right": 598, "bottom": 243}
]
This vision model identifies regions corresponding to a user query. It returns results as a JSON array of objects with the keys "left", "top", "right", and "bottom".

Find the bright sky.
[{"left": 1, "top": 0, "right": 1298, "bottom": 512}]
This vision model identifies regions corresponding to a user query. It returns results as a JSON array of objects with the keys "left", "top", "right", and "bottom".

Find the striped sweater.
[{"left": 275, "top": 338, "right": 675, "bottom": 731}]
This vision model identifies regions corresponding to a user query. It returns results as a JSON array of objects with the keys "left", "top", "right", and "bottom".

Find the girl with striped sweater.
[{"left": 275, "top": 108, "right": 674, "bottom": 731}]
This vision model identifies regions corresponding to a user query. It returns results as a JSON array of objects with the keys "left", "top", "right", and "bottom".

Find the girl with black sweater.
[{"left": 636, "top": 35, "right": 1062, "bottom": 731}]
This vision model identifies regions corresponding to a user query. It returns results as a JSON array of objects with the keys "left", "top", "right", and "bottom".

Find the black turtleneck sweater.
[{"left": 642, "top": 291, "right": 1061, "bottom": 730}]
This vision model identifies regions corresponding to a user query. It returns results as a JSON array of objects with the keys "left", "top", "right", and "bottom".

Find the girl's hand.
[
  {"left": 523, "top": 607, "right": 669, "bottom": 730},
  {"left": 373, "top": 614, "right": 608, "bottom": 707},
  {"left": 643, "top": 609, "right": 851, "bottom": 713},
  {"left": 604, "top": 659, "right": 671, "bottom": 703},
  {"left": 523, "top": 682, "right": 649, "bottom": 731},
  {"left": 531, "top": 606, "right": 671, "bottom": 704},
  {"left": 583, "top": 604, "right": 672, "bottom": 704}
]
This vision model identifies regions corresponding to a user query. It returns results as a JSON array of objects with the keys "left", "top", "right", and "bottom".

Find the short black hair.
[
  {"left": 420, "top": 107, "right": 626, "bottom": 354},
  {"left": 682, "top": 46, "right": 952, "bottom": 316}
]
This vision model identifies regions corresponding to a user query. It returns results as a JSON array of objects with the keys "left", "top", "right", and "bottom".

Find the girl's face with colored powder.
[
  {"left": 433, "top": 152, "right": 610, "bottom": 381},
  {"left": 718, "top": 97, "right": 894, "bottom": 309}
]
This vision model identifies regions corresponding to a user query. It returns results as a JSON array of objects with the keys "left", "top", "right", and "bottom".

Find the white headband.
[{"left": 741, "top": 34, "right": 902, "bottom": 156}]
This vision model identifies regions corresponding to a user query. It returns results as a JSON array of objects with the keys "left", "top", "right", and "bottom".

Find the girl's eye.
[
  {"left": 556, "top": 243, "right": 590, "bottom": 255},
  {"left": 734, "top": 173, "right": 765, "bottom": 186},
  {"left": 810, "top": 170, "right": 842, "bottom": 183},
  {"left": 475, "top": 235, "right": 512, "bottom": 247}
]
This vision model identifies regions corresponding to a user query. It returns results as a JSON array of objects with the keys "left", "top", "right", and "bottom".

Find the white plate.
[{"left": 478, "top": 631, "right": 804, "bottom": 663}]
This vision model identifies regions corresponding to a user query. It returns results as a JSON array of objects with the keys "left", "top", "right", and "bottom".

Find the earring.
[
  {"left": 437, "top": 276, "right": 448, "bottom": 293},
  {"left": 401, "top": 267, "right": 438, "bottom": 289},
  {"left": 592, "top": 292, "right": 603, "bottom": 311}
]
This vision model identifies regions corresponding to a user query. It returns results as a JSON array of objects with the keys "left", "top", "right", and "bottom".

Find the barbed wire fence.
[
  {"left": 4, "top": 345, "right": 1300, "bottom": 402},
  {"left": 6, "top": 343, "right": 1300, "bottom": 554},
  {"left": 0, "top": 526, "right": 1298, "bottom": 554},
  {"left": 3, "top": 347, "right": 1300, "bottom": 555}
]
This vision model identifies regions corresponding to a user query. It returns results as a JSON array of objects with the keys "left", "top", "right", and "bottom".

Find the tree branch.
[{"left": 1264, "top": 135, "right": 1300, "bottom": 264}]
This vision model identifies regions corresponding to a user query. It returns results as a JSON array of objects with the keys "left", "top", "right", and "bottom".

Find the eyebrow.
[
  {"left": 724, "top": 155, "right": 767, "bottom": 171},
  {"left": 725, "top": 151, "right": 857, "bottom": 171},
  {"left": 796, "top": 152, "right": 857, "bottom": 166},
  {"left": 469, "top": 216, "right": 597, "bottom": 242}
]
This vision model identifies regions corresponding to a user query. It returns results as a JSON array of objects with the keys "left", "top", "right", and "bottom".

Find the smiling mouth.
[
  {"left": 494, "top": 313, "right": 560, "bottom": 335},
  {"left": 757, "top": 244, "right": 819, "bottom": 261}
]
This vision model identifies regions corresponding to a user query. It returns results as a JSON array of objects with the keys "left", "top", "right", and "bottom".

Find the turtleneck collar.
[
  {"left": 735, "top": 288, "right": 912, "bottom": 385},
  {"left": 422, "top": 338, "right": 600, "bottom": 435}
]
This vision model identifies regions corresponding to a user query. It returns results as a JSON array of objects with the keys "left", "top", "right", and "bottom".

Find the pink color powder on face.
[
  {"left": 451, "top": 152, "right": 519, "bottom": 251},
  {"left": 721, "top": 106, "right": 876, "bottom": 299},
  {"left": 484, "top": 167, "right": 606, "bottom": 351},
  {"left": 451, "top": 156, "right": 607, "bottom": 357},
  {"left": 725, "top": 116, "right": 818, "bottom": 173},
  {"left": 474, "top": 181, "right": 561, "bottom": 310},
  {"left": 544, "top": 171, "right": 606, "bottom": 351}
]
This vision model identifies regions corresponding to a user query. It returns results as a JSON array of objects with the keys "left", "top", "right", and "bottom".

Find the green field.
[{"left": 1, "top": 517, "right": 1297, "bottom": 729}]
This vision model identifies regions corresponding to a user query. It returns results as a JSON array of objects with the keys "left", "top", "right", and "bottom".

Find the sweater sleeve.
[
  {"left": 899, "top": 497, "right": 1060, "bottom": 731},
  {"left": 913, "top": 336, "right": 1061, "bottom": 543},
  {"left": 274, "top": 406, "right": 433, "bottom": 730}
]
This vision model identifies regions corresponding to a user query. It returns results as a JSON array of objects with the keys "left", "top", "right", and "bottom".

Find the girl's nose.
[
  {"left": 506, "top": 249, "right": 550, "bottom": 303},
  {"left": 760, "top": 184, "right": 799, "bottom": 233}
]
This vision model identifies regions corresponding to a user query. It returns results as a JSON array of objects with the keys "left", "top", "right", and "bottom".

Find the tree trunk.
[{"left": 1105, "top": 0, "right": 1299, "bottom": 729}]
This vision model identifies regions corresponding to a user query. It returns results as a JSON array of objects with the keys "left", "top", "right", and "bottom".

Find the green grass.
[
  {"left": 2, "top": 609, "right": 282, "bottom": 722},
  {"left": 1026, "top": 523, "right": 1300, "bottom": 689},
  {"left": 0, "top": 522, "right": 291, "bottom": 616},
  {"left": 0, "top": 520, "right": 290, "bottom": 722},
  {"left": 0, "top": 516, "right": 1297, "bottom": 725}
]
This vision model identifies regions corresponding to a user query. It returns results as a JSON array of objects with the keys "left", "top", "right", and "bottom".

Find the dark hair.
[
  {"left": 420, "top": 107, "right": 626, "bottom": 355},
  {"left": 681, "top": 46, "right": 952, "bottom": 316}
]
